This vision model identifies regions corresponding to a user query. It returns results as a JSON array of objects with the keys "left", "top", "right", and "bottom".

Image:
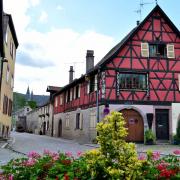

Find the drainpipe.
[{"left": 96, "top": 67, "right": 100, "bottom": 123}]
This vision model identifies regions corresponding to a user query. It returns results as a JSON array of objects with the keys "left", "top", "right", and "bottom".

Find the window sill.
[{"left": 119, "top": 89, "right": 148, "bottom": 92}]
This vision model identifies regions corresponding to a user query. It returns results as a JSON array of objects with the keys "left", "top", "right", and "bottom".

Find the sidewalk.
[{"left": 84, "top": 143, "right": 180, "bottom": 155}]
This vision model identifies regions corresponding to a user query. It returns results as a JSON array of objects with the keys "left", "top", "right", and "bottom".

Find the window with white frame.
[
  {"left": 65, "top": 113, "right": 70, "bottom": 128},
  {"left": 90, "top": 111, "right": 96, "bottom": 128},
  {"left": 141, "top": 42, "right": 175, "bottom": 58}
]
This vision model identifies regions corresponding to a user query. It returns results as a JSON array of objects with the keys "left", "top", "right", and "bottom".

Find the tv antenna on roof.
[{"left": 135, "top": 0, "right": 154, "bottom": 21}]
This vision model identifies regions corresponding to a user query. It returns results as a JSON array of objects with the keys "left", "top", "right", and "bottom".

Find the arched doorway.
[
  {"left": 43, "top": 122, "right": 46, "bottom": 135},
  {"left": 58, "top": 119, "right": 62, "bottom": 137},
  {"left": 120, "top": 109, "right": 144, "bottom": 142}
]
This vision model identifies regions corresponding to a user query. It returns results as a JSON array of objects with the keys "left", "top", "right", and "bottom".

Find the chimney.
[
  {"left": 69, "top": 66, "right": 74, "bottom": 83},
  {"left": 136, "top": 20, "right": 140, "bottom": 26},
  {"left": 86, "top": 50, "right": 94, "bottom": 73}
]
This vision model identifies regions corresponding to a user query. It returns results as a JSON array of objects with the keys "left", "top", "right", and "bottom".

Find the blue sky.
[{"left": 4, "top": 0, "right": 180, "bottom": 94}]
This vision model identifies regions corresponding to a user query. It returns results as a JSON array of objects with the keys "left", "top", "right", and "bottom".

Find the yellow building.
[{"left": 0, "top": 13, "right": 18, "bottom": 138}]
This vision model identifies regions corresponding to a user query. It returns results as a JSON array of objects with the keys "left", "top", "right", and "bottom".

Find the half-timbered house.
[{"left": 53, "top": 5, "right": 180, "bottom": 143}]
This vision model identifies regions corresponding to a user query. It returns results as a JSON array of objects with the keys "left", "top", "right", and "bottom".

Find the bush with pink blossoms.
[{"left": 0, "top": 150, "right": 89, "bottom": 180}]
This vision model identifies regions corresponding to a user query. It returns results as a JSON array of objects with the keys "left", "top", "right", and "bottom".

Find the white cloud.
[
  {"left": 39, "top": 10, "right": 48, "bottom": 23},
  {"left": 56, "top": 5, "right": 63, "bottom": 11},
  {"left": 4, "top": 0, "right": 116, "bottom": 95}
]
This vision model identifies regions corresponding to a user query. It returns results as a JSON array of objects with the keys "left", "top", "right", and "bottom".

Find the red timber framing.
[{"left": 54, "top": 5, "right": 180, "bottom": 115}]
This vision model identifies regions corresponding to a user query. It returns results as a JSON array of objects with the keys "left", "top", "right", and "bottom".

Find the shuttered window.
[
  {"left": 141, "top": 43, "right": 149, "bottom": 57},
  {"left": 167, "top": 44, "right": 175, "bottom": 58}
]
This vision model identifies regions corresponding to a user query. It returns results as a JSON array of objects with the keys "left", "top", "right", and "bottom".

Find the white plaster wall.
[
  {"left": 110, "top": 104, "right": 154, "bottom": 131},
  {"left": 172, "top": 103, "right": 180, "bottom": 134}
]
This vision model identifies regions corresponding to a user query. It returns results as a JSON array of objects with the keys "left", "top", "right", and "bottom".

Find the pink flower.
[
  {"left": 65, "top": 151, "right": 73, "bottom": 158},
  {"left": 77, "top": 151, "right": 83, "bottom": 157},
  {"left": 25, "top": 158, "right": 36, "bottom": 166},
  {"left": 152, "top": 151, "right": 161, "bottom": 160},
  {"left": 9, "top": 175, "right": 13, "bottom": 180},
  {"left": 43, "top": 149, "right": 52, "bottom": 155},
  {"left": 53, "top": 155, "right": 59, "bottom": 161},
  {"left": 138, "top": 154, "right": 146, "bottom": 160},
  {"left": 28, "top": 151, "right": 41, "bottom": 159},
  {"left": 173, "top": 149, "right": 180, "bottom": 155}
]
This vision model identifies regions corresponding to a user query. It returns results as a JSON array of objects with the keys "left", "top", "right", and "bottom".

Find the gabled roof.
[
  {"left": 54, "top": 5, "right": 180, "bottom": 97},
  {"left": 94, "top": 4, "right": 180, "bottom": 68},
  {"left": 46, "top": 86, "right": 62, "bottom": 93},
  {"left": 3, "top": 13, "right": 19, "bottom": 48}
]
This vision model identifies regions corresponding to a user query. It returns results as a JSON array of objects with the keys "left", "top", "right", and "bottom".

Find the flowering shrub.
[
  {"left": 0, "top": 150, "right": 89, "bottom": 180},
  {"left": 140, "top": 150, "right": 180, "bottom": 179},
  {"left": 0, "top": 112, "right": 179, "bottom": 179}
]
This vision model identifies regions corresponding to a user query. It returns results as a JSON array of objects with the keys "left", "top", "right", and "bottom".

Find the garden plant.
[{"left": 0, "top": 112, "right": 179, "bottom": 179}]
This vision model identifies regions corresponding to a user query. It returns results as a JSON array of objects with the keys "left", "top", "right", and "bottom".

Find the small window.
[
  {"left": 75, "top": 85, "right": 80, "bottom": 99},
  {"left": 76, "top": 113, "right": 80, "bottom": 129},
  {"left": 67, "top": 89, "right": 71, "bottom": 102},
  {"left": 90, "top": 111, "right": 96, "bottom": 128},
  {"left": 65, "top": 114, "right": 70, "bottom": 128},
  {"left": 90, "top": 76, "right": 95, "bottom": 93},
  {"left": 27, "top": 108, "right": 29, "bottom": 111},
  {"left": 149, "top": 44, "right": 166, "bottom": 57}
]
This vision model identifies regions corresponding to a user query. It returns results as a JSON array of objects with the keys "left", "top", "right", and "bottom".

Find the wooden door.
[
  {"left": 156, "top": 109, "right": 169, "bottom": 140},
  {"left": 120, "top": 109, "right": 144, "bottom": 142}
]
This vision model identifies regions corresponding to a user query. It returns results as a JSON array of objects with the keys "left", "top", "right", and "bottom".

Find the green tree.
[{"left": 27, "top": 101, "right": 37, "bottom": 109}]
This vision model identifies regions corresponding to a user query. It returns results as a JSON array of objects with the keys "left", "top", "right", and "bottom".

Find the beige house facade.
[{"left": 0, "top": 14, "right": 18, "bottom": 138}]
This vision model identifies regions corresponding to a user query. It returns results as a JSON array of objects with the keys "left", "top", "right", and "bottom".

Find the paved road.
[{"left": 9, "top": 132, "right": 94, "bottom": 156}]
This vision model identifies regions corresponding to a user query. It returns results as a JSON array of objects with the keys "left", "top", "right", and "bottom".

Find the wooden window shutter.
[
  {"left": 167, "top": 44, "right": 175, "bottom": 58},
  {"left": 70, "top": 89, "right": 72, "bottom": 101},
  {"left": 74, "top": 87, "right": 76, "bottom": 99},
  {"left": 141, "top": 43, "right": 149, "bottom": 57},
  {"left": 78, "top": 84, "right": 81, "bottom": 98},
  {"left": 87, "top": 81, "right": 90, "bottom": 94},
  {"left": 94, "top": 75, "right": 97, "bottom": 91}
]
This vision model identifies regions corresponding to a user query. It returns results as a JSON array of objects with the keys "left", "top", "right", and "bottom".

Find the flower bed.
[{"left": 0, "top": 112, "right": 180, "bottom": 179}]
